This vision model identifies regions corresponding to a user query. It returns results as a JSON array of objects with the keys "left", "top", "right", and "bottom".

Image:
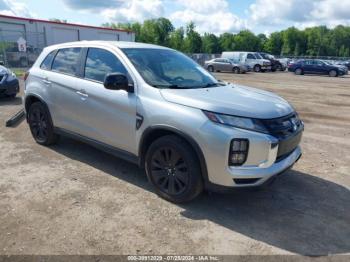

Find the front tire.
[
  {"left": 329, "top": 70, "right": 337, "bottom": 77},
  {"left": 254, "top": 64, "right": 261, "bottom": 72},
  {"left": 28, "top": 102, "right": 59, "bottom": 145},
  {"left": 295, "top": 68, "right": 303, "bottom": 75},
  {"left": 207, "top": 65, "right": 214, "bottom": 72},
  {"left": 145, "top": 135, "right": 203, "bottom": 203}
]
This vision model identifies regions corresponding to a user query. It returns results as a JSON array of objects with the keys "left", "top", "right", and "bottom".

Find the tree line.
[{"left": 102, "top": 18, "right": 350, "bottom": 57}]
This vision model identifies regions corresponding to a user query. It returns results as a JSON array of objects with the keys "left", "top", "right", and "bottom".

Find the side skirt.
[{"left": 54, "top": 127, "right": 140, "bottom": 166}]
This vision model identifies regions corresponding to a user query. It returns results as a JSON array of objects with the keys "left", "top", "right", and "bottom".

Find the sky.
[{"left": 1, "top": 0, "right": 350, "bottom": 35}]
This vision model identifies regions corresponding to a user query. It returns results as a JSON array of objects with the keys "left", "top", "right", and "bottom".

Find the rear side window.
[
  {"left": 40, "top": 51, "right": 56, "bottom": 70},
  {"left": 52, "top": 48, "right": 81, "bottom": 75},
  {"left": 84, "top": 48, "right": 127, "bottom": 82}
]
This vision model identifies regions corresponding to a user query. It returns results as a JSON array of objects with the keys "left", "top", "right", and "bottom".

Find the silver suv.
[{"left": 24, "top": 41, "right": 303, "bottom": 203}]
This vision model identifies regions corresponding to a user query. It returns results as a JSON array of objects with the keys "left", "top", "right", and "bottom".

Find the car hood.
[
  {"left": 0, "top": 65, "right": 8, "bottom": 75},
  {"left": 160, "top": 84, "right": 294, "bottom": 119}
]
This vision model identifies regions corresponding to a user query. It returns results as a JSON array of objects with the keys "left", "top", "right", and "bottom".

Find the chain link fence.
[{"left": 0, "top": 29, "right": 46, "bottom": 68}]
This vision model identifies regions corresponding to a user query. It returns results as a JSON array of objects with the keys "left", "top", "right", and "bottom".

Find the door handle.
[
  {"left": 76, "top": 90, "right": 88, "bottom": 98},
  {"left": 42, "top": 78, "right": 51, "bottom": 85}
]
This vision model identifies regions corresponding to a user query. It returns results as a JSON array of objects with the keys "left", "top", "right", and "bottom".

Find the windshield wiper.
[
  {"left": 199, "top": 82, "right": 223, "bottom": 88},
  {"left": 152, "top": 84, "right": 189, "bottom": 89}
]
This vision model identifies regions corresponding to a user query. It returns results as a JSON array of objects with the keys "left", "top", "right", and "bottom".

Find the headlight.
[
  {"left": 203, "top": 110, "right": 268, "bottom": 133},
  {"left": 6, "top": 71, "right": 16, "bottom": 81}
]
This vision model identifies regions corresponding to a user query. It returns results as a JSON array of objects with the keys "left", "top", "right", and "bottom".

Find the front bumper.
[
  {"left": 225, "top": 146, "right": 301, "bottom": 186},
  {"left": 197, "top": 121, "right": 303, "bottom": 189},
  {"left": 0, "top": 76, "right": 20, "bottom": 96},
  {"left": 261, "top": 65, "right": 271, "bottom": 70}
]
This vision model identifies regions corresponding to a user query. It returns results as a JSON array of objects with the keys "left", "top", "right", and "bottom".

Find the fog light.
[{"left": 229, "top": 139, "right": 249, "bottom": 166}]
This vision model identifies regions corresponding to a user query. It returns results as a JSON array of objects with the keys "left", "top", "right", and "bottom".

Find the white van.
[{"left": 222, "top": 52, "right": 271, "bottom": 72}]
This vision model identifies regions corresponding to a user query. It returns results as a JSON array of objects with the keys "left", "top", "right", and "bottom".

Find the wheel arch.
[
  {"left": 139, "top": 125, "right": 209, "bottom": 185},
  {"left": 24, "top": 94, "right": 53, "bottom": 124},
  {"left": 329, "top": 68, "right": 338, "bottom": 76}
]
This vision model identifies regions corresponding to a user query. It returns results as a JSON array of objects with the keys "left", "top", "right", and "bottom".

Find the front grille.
[
  {"left": 262, "top": 113, "right": 303, "bottom": 139},
  {"left": 261, "top": 113, "right": 303, "bottom": 160}
]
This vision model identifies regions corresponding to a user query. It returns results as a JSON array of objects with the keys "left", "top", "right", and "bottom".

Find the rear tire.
[
  {"left": 207, "top": 65, "right": 214, "bottom": 72},
  {"left": 295, "top": 68, "right": 303, "bottom": 75},
  {"left": 28, "top": 102, "right": 59, "bottom": 145},
  {"left": 254, "top": 64, "right": 261, "bottom": 72},
  {"left": 145, "top": 135, "right": 203, "bottom": 203},
  {"left": 329, "top": 70, "right": 337, "bottom": 77},
  {"left": 232, "top": 67, "right": 240, "bottom": 74}
]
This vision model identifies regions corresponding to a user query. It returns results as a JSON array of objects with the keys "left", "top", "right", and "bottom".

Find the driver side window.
[{"left": 84, "top": 48, "right": 129, "bottom": 83}]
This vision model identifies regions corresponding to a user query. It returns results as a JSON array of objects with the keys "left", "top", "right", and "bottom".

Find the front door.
[{"left": 74, "top": 47, "right": 137, "bottom": 154}]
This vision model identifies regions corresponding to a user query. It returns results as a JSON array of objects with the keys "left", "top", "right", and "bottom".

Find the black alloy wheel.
[
  {"left": 28, "top": 102, "right": 58, "bottom": 145},
  {"left": 146, "top": 135, "right": 203, "bottom": 203},
  {"left": 150, "top": 147, "right": 189, "bottom": 195},
  {"left": 29, "top": 106, "right": 48, "bottom": 143}
]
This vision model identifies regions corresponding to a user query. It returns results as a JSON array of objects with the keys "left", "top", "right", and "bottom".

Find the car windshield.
[{"left": 121, "top": 48, "right": 221, "bottom": 89}]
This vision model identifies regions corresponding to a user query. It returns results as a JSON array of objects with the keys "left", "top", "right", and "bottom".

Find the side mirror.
[{"left": 104, "top": 73, "right": 134, "bottom": 93}]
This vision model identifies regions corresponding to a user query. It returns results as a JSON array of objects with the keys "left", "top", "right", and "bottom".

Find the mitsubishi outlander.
[{"left": 24, "top": 41, "right": 303, "bottom": 203}]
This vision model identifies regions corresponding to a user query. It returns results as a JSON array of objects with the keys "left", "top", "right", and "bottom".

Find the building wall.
[{"left": 0, "top": 15, "right": 135, "bottom": 49}]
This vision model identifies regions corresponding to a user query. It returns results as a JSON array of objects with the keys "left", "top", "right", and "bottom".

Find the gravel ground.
[{"left": 0, "top": 72, "right": 349, "bottom": 255}]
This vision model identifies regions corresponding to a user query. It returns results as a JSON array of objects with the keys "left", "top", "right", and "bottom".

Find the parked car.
[
  {"left": 288, "top": 59, "right": 347, "bottom": 77},
  {"left": 204, "top": 58, "right": 248, "bottom": 74},
  {"left": 258, "top": 52, "right": 286, "bottom": 71},
  {"left": 0, "top": 64, "right": 20, "bottom": 98},
  {"left": 24, "top": 41, "right": 303, "bottom": 203},
  {"left": 222, "top": 51, "right": 271, "bottom": 72},
  {"left": 276, "top": 58, "right": 291, "bottom": 69}
]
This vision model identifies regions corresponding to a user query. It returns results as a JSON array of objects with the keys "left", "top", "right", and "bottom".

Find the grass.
[{"left": 11, "top": 68, "right": 26, "bottom": 78}]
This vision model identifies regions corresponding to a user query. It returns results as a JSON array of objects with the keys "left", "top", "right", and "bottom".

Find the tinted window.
[
  {"left": 40, "top": 51, "right": 56, "bottom": 70},
  {"left": 52, "top": 48, "right": 81, "bottom": 75},
  {"left": 84, "top": 48, "right": 127, "bottom": 82},
  {"left": 247, "top": 53, "right": 255, "bottom": 59}
]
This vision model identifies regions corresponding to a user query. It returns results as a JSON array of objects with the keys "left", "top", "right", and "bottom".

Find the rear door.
[
  {"left": 222, "top": 59, "right": 232, "bottom": 71},
  {"left": 45, "top": 47, "right": 83, "bottom": 132},
  {"left": 302, "top": 60, "right": 314, "bottom": 73},
  {"left": 74, "top": 47, "right": 137, "bottom": 153},
  {"left": 216, "top": 59, "right": 227, "bottom": 71}
]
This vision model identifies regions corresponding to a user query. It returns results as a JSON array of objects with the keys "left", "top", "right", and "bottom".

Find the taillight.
[{"left": 24, "top": 71, "right": 29, "bottom": 81}]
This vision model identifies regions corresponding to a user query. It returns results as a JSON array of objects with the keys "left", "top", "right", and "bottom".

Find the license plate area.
[{"left": 277, "top": 130, "right": 302, "bottom": 158}]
